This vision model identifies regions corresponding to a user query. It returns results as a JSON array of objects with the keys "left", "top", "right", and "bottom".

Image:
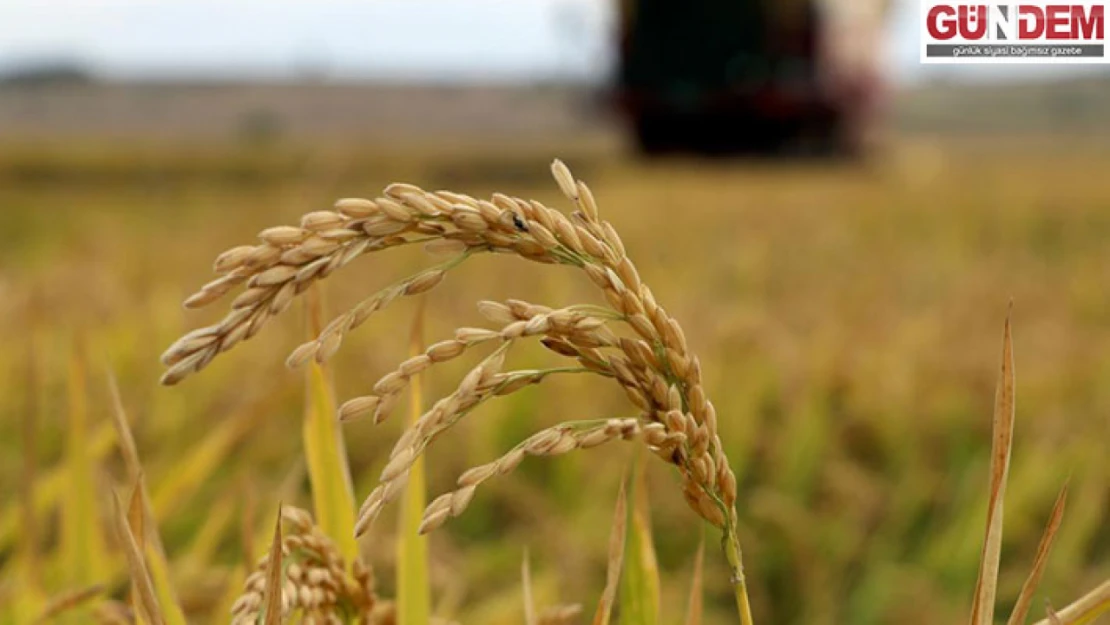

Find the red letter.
[
  {"left": 1045, "top": 5, "right": 1070, "bottom": 39},
  {"left": 1073, "top": 5, "right": 1105, "bottom": 39},
  {"left": 960, "top": 5, "right": 989, "bottom": 39},
  {"left": 1019, "top": 5, "right": 1044, "bottom": 38},
  {"left": 928, "top": 5, "right": 958, "bottom": 40}
]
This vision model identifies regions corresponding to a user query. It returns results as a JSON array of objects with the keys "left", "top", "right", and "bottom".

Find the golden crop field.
[{"left": 1, "top": 133, "right": 1108, "bottom": 625}]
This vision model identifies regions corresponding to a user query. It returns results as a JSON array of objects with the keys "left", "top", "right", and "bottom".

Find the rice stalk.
[
  {"left": 619, "top": 450, "right": 661, "bottom": 625},
  {"left": 161, "top": 159, "right": 771, "bottom": 623},
  {"left": 301, "top": 287, "right": 359, "bottom": 563},
  {"left": 106, "top": 367, "right": 143, "bottom": 483},
  {"left": 63, "top": 340, "right": 109, "bottom": 587},
  {"left": 397, "top": 303, "right": 431, "bottom": 625},
  {"left": 134, "top": 477, "right": 186, "bottom": 625},
  {"left": 111, "top": 491, "right": 164, "bottom": 625},
  {"left": 107, "top": 369, "right": 187, "bottom": 625}
]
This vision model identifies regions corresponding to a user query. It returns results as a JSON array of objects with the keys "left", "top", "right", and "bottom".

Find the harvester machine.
[{"left": 614, "top": 0, "right": 890, "bottom": 156}]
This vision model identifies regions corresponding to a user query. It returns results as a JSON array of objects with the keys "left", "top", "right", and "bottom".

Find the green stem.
[{"left": 723, "top": 526, "right": 755, "bottom": 625}]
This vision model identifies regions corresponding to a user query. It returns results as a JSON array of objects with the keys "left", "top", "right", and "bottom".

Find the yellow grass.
[
  {"left": 62, "top": 342, "right": 109, "bottom": 591},
  {"left": 1, "top": 135, "right": 1108, "bottom": 624}
]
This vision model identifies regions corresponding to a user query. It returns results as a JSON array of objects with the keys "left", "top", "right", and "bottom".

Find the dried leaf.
[
  {"left": 970, "top": 309, "right": 1016, "bottom": 625},
  {"left": 107, "top": 369, "right": 187, "bottom": 625},
  {"left": 1007, "top": 483, "right": 1069, "bottom": 625},
  {"left": 112, "top": 492, "right": 164, "bottom": 625},
  {"left": 106, "top": 368, "right": 142, "bottom": 481}
]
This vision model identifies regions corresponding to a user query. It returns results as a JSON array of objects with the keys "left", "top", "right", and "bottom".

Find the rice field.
[{"left": 1, "top": 133, "right": 1108, "bottom": 624}]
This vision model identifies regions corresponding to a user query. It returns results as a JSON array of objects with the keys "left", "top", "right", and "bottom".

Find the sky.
[{"left": 0, "top": 0, "right": 1105, "bottom": 86}]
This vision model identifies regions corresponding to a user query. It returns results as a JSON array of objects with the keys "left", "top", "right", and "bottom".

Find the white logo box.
[{"left": 920, "top": 1, "right": 1108, "bottom": 64}]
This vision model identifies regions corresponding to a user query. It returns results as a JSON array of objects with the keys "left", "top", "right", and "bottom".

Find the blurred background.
[{"left": 1, "top": 0, "right": 1108, "bottom": 624}]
